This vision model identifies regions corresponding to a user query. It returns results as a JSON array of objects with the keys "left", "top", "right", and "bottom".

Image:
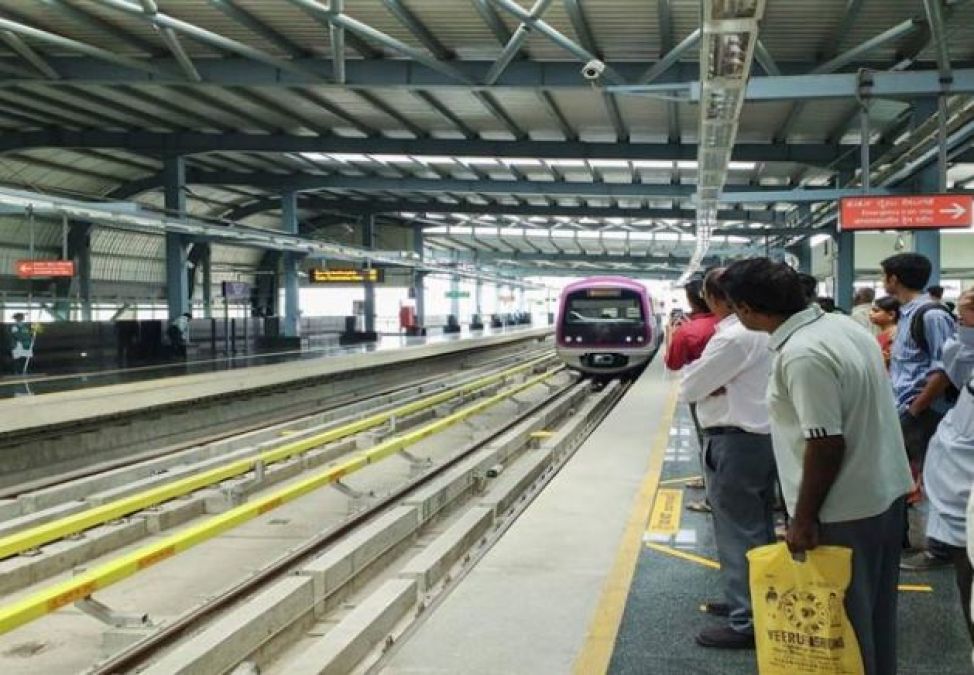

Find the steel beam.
[
  {"left": 563, "top": 0, "right": 599, "bottom": 56},
  {"left": 473, "top": 91, "right": 526, "bottom": 139},
  {"left": 484, "top": 0, "right": 554, "bottom": 85},
  {"left": 754, "top": 40, "right": 780, "bottom": 76},
  {"left": 485, "top": 0, "right": 626, "bottom": 84},
  {"left": 0, "top": 16, "right": 168, "bottom": 77},
  {"left": 0, "top": 31, "right": 60, "bottom": 79},
  {"left": 822, "top": 0, "right": 866, "bottom": 61},
  {"left": 179, "top": 170, "right": 898, "bottom": 203},
  {"left": 414, "top": 91, "right": 477, "bottom": 138},
  {"left": 224, "top": 195, "right": 788, "bottom": 224},
  {"left": 103, "top": 0, "right": 326, "bottom": 82},
  {"left": 208, "top": 0, "right": 306, "bottom": 59},
  {"left": 2, "top": 130, "right": 887, "bottom": 167},
  {"left": 537, "top": 91, "right": 576, "bottom": 140},
  {"left": 601, "top": 92, "right": 629, "bottom": 142},
  {"left": 39, "top": 0, "right": 161, "bottom": 55},
  {"left": 471, "top": 0, "right": 512, "bottom": 45},
  {"left": 639, "top": 29, "right": 700, "bottom": 85},
  {"left": 381, "top": 0, "right": 451, "bottom": 60}
]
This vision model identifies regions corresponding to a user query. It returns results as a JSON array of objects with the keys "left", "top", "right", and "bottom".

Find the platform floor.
[
  {"left": 380, "top": 362, "right": 974, "bottom": 674},
  {"left": 0, "top": 324, "right": 539, "bottom": 399}
]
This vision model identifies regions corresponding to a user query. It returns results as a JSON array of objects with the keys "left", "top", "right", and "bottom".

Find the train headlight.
[
  {"left": 625, "top": 336, "right": 632, "bottom": 343},
  {"left": 636, "top": 335, "right": 644, "bottom": 342}
]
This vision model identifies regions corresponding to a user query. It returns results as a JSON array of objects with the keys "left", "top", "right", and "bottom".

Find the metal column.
[
  {"left": 412, "top": 224, "right": 425, "bottom": 326},
  {"left": 474, "top": 278, "right": 483, "bottom": 315},
  {"left": 163, "top": 156, "right": 189, "bottom": 320},
  {"left": 362, "top": 214, "right": 376, "bottom": 333},
  {"left": 832, "top": 173, "right": 854, "bottom": 310},
  {"left": 912, "top": 97, "right": 944, "bottom": 284},
  {"left": 795, "top": 204, "right": 812, "bottom": 274},
  {"left": 281, "top": 191, "right": 300, "bottom": 337},
  {"left": 449, "top": 272, "right": 460, "bottom": 320},
  {"left": 74, "top": 223, "right": 92, "bottom": 321},
  {"left": 200, "top": 244, "right": 212, "bottom": 319}
]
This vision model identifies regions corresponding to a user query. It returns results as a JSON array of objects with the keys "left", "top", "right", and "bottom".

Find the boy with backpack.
[{"left": 880, "top": 253, "right": 958, "bottom": 570}]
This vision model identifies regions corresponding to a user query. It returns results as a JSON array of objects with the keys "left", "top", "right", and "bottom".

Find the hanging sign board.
[
  {"left": 839, "top": 194, "right": 973, "bottom": 231},
  {"left": 309, "top": 268, "right": 384, "bottom": 284},
  {"left": 444, "top": 291, "right": 470, "bottom": 299},
  {"left": 15, "top": 259, "right": 75, "bottom": 278}
]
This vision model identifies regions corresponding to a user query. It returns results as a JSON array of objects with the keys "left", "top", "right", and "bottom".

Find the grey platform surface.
[
  {"left": 379, "top": 359, "right": 675, "bottom": 675},
  {"left": 609, "top": 404, "right": 974, "bottom": 675},
  {"left": 0, "top": 325, "right": 548, "bottom": 434}
]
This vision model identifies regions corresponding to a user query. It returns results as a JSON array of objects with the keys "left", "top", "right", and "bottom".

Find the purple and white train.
[{"left": 555, "top": 276, "right": 662, "bottom": 377}]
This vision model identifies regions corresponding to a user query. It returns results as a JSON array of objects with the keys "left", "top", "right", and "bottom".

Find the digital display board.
[{"left": 309, "top": 268, "right": 384, "bottom": 284}]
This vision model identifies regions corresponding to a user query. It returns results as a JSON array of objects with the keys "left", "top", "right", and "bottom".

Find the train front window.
[{"left": 565, "top": 289, "right": 644, "bottom": 324}]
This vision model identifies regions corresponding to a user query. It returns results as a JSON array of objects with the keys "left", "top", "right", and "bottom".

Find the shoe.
[
  {"left": 685, "top": 477, "right": 706, "bottom": 490},
  {"left": 686, "top": 499, "right": 712, "bottom": 513},
  {"left": 695, "top": 625, "right": 755, "bottom": 650},
  {"left": 899, "top": 551, "right": 951, "bottom": 571},
  {"left": 699, "top": 602, "right": 730, "bottom": 617}
]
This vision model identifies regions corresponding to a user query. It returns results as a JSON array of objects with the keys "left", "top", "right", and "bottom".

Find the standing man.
[
  {"left": 679, "top": 268, "right": 777, "bottom": 649},
  {"left": 881, "top": 253, "right": 957, "bottom": 570},
  {"left": 850, "top": 287, "right": 877, "bottom": 333},
  {"left": 721, "top": 258, "right": 913, "bottom": 675},
  {"left": 8, "top": 312, "right": 33, "bottom": 374},
  {"left": 665, "top": 278, "right": 721, "bottom": 509}
]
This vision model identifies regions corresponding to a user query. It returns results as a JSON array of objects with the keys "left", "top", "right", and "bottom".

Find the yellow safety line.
[
  {"left": 0, "top": 356, "right": 551, "bottom": 561},
  {"left": 572, "top": 380, "right": 679, "bottom": 675},
  {"left": 646, "top": 543, "right": 721, "bottom": 570},
  {"left": 658, "top": 475, "right": 703, "bottom": 486},
  {"left": 0, "top": 367, "right": 562, "bottom": 636},
  {"left": 647, "top": 544, "right": 934, "bottom": 594}
]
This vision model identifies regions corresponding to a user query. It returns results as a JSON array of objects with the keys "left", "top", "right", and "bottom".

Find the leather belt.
[{"left": 702, "top": 426, "right": 746, "bottom": 436}]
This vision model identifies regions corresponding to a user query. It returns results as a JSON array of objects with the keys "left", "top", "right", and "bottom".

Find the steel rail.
[
  {"left": 0, "top": 356, "right": 552, "bottom": 560},
  {"left": 0, "top": 366, "right": 564, "bottom": 636}
]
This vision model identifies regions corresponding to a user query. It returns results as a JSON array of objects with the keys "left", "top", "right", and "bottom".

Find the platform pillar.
[
  {"left": 412, "top": 225, "right": 426, "bottom": 326},
  {"left": 834, "top": 229, "right": 855, "bottom": 312},
  {"left": 281, "top": 191, "right": 300, "bottom": 338},
  {"left": 163, "top": 156, "right": 189, "bottom": 321},
  {"left": 474, "top": 278, "right": 483, "bottom": 316},
  {"left": 200, "top": 244, "right": 212, "bottom": 319},
  {"left": 362, "top": 214, "right": 376, "bottom": 333}
]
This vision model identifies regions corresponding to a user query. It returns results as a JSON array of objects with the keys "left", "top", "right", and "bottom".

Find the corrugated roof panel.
[
  {"left": 547, "top": 90, "right": 619, "bottom": 138},
  {"left": 737, "top": 101, "right": 793, "bottom": 142},
  {"left": 578, "top": 0, "right": 660, "bottom": 61},
  {"left": 840, "top": 1, "right": 924, "bottom": 63},
  {"left": 93, "top": 229, "right": 164, "bottom": 259},
  {"left": 616, "top": 95, "right": 670, "bottom": 140},
  {"left": 759, "top": 0, "right": 848, "bottom": 63}
]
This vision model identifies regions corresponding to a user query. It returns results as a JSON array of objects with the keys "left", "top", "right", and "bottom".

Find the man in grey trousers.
[
  {"left": 679, "top": 268, "right": 778, "bottom": 649},
  {"left": 721, "top": 258, "right": 913, "bottom": 675}
]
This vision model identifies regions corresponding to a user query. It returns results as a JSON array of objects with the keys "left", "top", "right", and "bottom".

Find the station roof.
[{"left": 0, "top": 0, "right": 972, "bottom": 279}]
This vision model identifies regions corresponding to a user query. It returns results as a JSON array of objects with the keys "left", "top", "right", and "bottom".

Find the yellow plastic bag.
[{"left": 748, "top": 543, "right": 864, "bottom": 675}]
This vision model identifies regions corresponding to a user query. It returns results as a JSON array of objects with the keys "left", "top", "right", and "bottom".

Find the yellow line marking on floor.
[
  {"left": 647, "top": 544, "right": 935, "bottom": 594},
  {"left": 646, "top": 489, "right": 683, "bottom": 537},
  {"left": 529, "top": 430, "right": 555, "bottom": 439},
  {"left": 573, "top": 380, "right": 679, "bottom": 675},
  {"left": 897, "top": 584, "right": 934, "bottom": 593},
  {"left": 658, "top": 475, "right": 703, "bottom": 486},
  {"left": 646, "top": 542, "right": 722, "bottom": 570}
]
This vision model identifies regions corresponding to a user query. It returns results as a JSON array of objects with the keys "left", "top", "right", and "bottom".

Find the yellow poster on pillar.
[{"left": 748, "top": 543, "right": 864, "bottom": 675}]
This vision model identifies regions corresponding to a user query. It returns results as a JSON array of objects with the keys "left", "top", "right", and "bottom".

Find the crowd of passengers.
[{"left": 664, "top": 254, "right": 974, "bottom": 674}]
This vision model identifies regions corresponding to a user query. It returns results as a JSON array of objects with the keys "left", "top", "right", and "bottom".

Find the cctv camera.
[{"left": 581, "top": 59, "right": 605, "bottom": 80}]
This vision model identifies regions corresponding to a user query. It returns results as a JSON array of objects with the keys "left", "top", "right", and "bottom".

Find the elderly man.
[
  {"left": 851, "top": 287, "right": 877, "bottom": 333},
  {"left": 721, "top": 257, "right": 913, "bottom": 675},
  {"left": 679, "top": 268, "right": 777, "bottom": 649}
]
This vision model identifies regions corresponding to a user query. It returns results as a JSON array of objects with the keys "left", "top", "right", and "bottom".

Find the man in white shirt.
[
  {"left": 679, "top": 268, "right": 777, "bottom": 650},
  {"left": 721, "top": 258, "right": 913, "bottom": 675},
  {"left": 850, "top": 287, "right": 878, "bottom": 334}
]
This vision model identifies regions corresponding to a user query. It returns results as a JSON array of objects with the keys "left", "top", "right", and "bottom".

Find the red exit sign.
[
  {"left": 15, "top": 259, "right": 76, "bottom": 278},
  {"left": 839, "top": 194, "right": 973, "bottom": 231}
]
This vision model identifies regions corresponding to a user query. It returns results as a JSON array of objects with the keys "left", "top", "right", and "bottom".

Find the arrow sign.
[
  {"left": 939, "top": 202, "right": 967, "bottom": 220},
  {"left": 840, "top": 194, "right": 974, "bottom": 231},
  {"left": 15, "top": 259, "right": 76, "bottom": 278}
]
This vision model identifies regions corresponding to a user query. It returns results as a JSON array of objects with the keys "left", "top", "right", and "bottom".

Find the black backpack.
[{"left": 909, "top": 302, "right": 959, "bottom": 402}]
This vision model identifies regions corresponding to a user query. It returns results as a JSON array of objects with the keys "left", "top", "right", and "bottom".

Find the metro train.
[{"left": 555, "top": 276, "right": 663, "bottom": 377}]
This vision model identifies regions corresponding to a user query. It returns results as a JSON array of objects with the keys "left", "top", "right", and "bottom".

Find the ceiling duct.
[{"left": 681, "top": 0, "right": 765, "bottom": 283}]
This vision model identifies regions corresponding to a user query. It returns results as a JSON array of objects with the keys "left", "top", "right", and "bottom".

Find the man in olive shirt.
[{"left": 721, "top": 258, "right": 914, "bottom": 675}]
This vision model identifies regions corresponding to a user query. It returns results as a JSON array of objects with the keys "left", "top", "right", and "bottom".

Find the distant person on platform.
[
  {"left": 8, "top": 313, "right": 33, "bottom": 374},
  {"left": 881, "top": 253, "right": 957, "bottom": 571},
  {"left": 168, "top": 312, "right": 191, "bottom": 358},
  {"left": 665, "top": 277, "right": 721, "bottom": 511},
  {"left": 679, "top": 268, "right": 776, "bottom": 649},
  {"left": 721, "top": 257, "right": 912, "bottom": 675},
  {"left": 851, "top": 287, "right": 877, "bottom": 333}
]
